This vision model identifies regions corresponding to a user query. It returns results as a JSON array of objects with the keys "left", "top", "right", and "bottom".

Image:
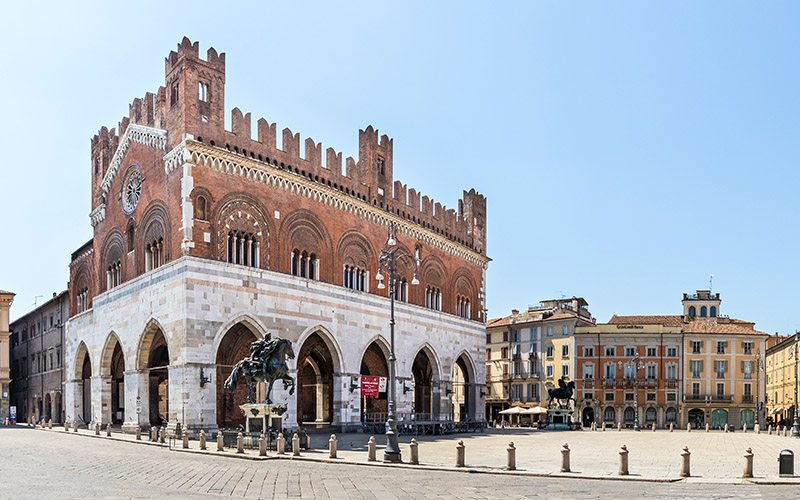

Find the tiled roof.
[
  {"left": 608, "top": 315, "right": 684, "bottom": 326},
  {"left": 682, "top": 318, "right": 767, "bottom": 336},
  {"left": 546, "top": 313, "right": 577, "bottom": 321},
  {"left": 487, "top": 316, "right": 512, "bottom": 327}
]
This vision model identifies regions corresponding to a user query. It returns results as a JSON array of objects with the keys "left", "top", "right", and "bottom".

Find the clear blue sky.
[{"left": 1, "top": 2, "right": 798, "bottom": 335}]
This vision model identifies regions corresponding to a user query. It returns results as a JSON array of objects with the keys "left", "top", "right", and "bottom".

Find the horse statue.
[
  {"left": 223, "top": 334, "right": 296, "bottom": 404},
  {"left": 547, "top": 377, "right": 576, "bottom": 409}
]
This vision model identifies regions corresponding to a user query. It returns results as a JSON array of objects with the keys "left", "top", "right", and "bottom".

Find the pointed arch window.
[
  {"left": 700, "top": 306, "right": 708, "bottom": 318},
  {"left": 226, "top": 231, "right": 259, "bottom": 268},
  {"left": 291, "top": 249, "right": 319, "bottom": 280}
]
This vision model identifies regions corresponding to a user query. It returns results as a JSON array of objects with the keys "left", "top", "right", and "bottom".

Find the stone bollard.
[
  {"left": 617, "top": 422, "right": 621, "bottom": 432},
  {"left": 95, "top": 423, "right": 100, "bottom": 435},
  {"left": 292, "top": 433, "right": 300, "bottom": 456},
  {"left": 217, "top": 432, "right": 224, "bottom": 452},
  {"left": 236, "top": 432, "right": 244, "bottom": 454},
  {"left": 410, "top": 438, "right": 419, "bottom": 465},
  {"left": 106, "top": 423, "right": 112, "bottom": 437},
  {"left": 259, "top": 433, "right": 267, "bottom": 456},
  {"left": 561, "top": 443, "right": 571, "bottom": 473},
  {"left": 756, "top": 424, "right": 760, "bottom": 434},
  {"left": 151, "top": 427, "right": 157, "bottom": 442},
  {"left": 48, "top": 419, "right": 52, "bottom": 429},
  {"left": 159, "top": 427, "right": 165, "bottom": 444},
  {"left": 619, "top": 445, "right": 629, "bottom": 475},
  {"left": 742, "top": 447, "right": 754, "bottom": 478},
  {"left": 670, "top": 422, "right": 674, "bottom": 432},
  {"left": 507, "top": 442, "right": 516, "bottom": 471},
  {"left": 329, "top": 434, "right": 338, "bottom": 459},
  {"left": 687, "top": 423, "right": 691, "bottom": 432},
  {"left": 725, "top": 423, "right": 729, "bottom": 433},
  {"left": 73, "top": 421, "right": 78, "bottom": 433},
  {"left": 705, "top": 423, "right": 710, "bottom": 433},
  {"left": 367, "top": 436, "right": 377, "bottom": 462},
  {"left": 602, "top": 421, "right": 606, "bottom": 431},
  {"left": 135, "top": 425, "right": 141, "bottom": 441},
  {"left": 183, "top": 429, "right": 189, "bottom": 449},
  {"left": 199, "top": 430, "right": 206, "bottom": 450},
  {"left": 455, "top": 440, "right": 465, "bottom": 467},
  {"left": 64, "top": 421, "right": 69, "bottom": 432},
  {"left": 652, "top": 423, "right": 656, "bottom": 432},
  {"left": 277, "top": 433, "right": 284, "bottom": 455},
  {"left": 743, "top": 423, "right": 747, "bottom": 434},
  {"left": 769, "top": 425, "right": 773, "bottom": 435},
  {"left": 680, "top": 446, "right": 691, "bottom": 477}
]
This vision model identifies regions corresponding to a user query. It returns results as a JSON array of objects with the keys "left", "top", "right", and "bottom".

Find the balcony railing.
[
  {"left": 741, "top": 395, "right": 753, "bottom": 403},
  {"left": 582, "top": 379, "right": 594, "bottom": 389},
  {"left": 686, "top": 393, "right": 706, "bottom": 402},
  {"left": 713, "top": 394, "right": 732, "bottom": 402},
  {"left": 602, "top": 378, "right": 617, "bottom": 388},
  {"left": 665, "top": 379, "right": 678, "bottom": 388},
  {"left": 686, "top": 394, "right": 733, "bottom": 402}
]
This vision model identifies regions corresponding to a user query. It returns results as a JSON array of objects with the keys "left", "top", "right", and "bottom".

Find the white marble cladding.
[{"left": 64, "top": 256, "right": 485, "bottom": 432}]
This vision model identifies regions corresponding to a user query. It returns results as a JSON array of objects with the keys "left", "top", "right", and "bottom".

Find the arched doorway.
[
  {"left": 712, "top": 409, "right": 728, "bottom": 429},
  {"left": 624, "top": 406, "right": 635, "bottom": 424},
  {"left": 741, "top": 409, "right": 754, "bottom": 429},
  {"left": 412, "top": 349, "right": 436, "bottom": 419},
  {"left": 666, "top": 406, "right": 677, "bottom": 425},
  {"left": 76, "top": 344, "right": 92, "bottom": 424},
  {"left": 54, "top": 392, "right": 62, "bottom": 424},
  {"left": 101, "top": 335, "right": 126, "bottom": 425},
  {"left": 142, "top": 328, "right": 169, "bottom": 426},
  {"left": 452, "top": 354, "right": 474, "bottom": 422},
  {"left": 360, "top": 341, "right": 388, "bottom": 422},
  {"left": 582, "top": 407, "right": 595, "bottom": 427},
  {"left": 645, "top": 407, "right": 657, "bottom": 425},
  {"left": 603, "top": 406, "right": 616, "bottom": 423},
  {"left": 297, "top": 332, "right": 336, "bottom": 426},
  {"left": 216, "top": 323, "right": 259, "bottom": 429},
  {"left": 44, "top": 394, "right": 51, "bottom": 421},
  {"left": 688, "top": 409, "right": 704, "bottom": 429}
]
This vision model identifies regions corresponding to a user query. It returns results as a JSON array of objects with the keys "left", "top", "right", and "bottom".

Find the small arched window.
[
  {"left": 688, "top": 306, "right": 696, "bottom": 317},
  {"left": 126, "top": 220, "right": 135, "bottom": 252},
  {"left": 194, "top": 196, "right": 207, "bottom": 221},
  {"left": 710, "top": 306, "right": 717, "bottom": 317},
  {"left": 700, "top": 306, "right": 707, "bottom": 318}
]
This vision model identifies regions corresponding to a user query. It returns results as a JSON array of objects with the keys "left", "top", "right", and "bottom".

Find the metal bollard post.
[
  {"left": 106, "top": 423, "right": 112, "bottom": 437},
  {"left": 199, "top": 430, "right": 206, "bottom": 450},
  {"left": 670, "top": 422, "right": 674, "bottom": 432},
  {"left": 742, "top": 447, "right": 753, "bottom": 478},
  {"left": 292, "top": 433, "right": 300, "bottom": 456},
  {"left": 367, "top": 436, "right": 377, "bottom": 462},
  {"left": 236, "top": 432, "right": 244, "bottom": 454},
  {"left": 329, "top": 434, "right": 337, "bottom": 459},
  {"left": 410, "top": 438, "right": 419, "bottom": 465},
  {"left": 619, "top": 445, "right": 629, "bottom": 475},
  {"left": 135, "top": 425, "right": 141, "bottom": 441},
  {"left": 259, "top": 433, "right": 267, "bottom": 456},
  {"left": 561, "top": 443, "right": 571, "bottom": 472},
  {"left": 680, "top": 446, "right": 691, "bottom": 477},
  {"left": 183, "top": 429, "right": 189, "bottom": 449},
  {"left": 455, "top": 440, "right": 465, "bottom": 467},
  {"left": 73, "top": 421, "right": 78, "bottom": 433},
  {"left": 217, "top": 432, "right": 224, "bottom": 452},
  {"left": 507, "top": 442, "right": 516, "bottom": 470},
  {"left": 277, "top": 433, "right": 284, "bottom": 455},
  {"left": 95, "top": 423, "right": 100, "bottom": 435}
]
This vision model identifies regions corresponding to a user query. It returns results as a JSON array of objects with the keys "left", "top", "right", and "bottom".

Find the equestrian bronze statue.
[
  {"left": 547, "top": 377, "right": 576, "bottom": 409},
  {"left": 223, "top": 333, "right": 296, "bottom": 404}
]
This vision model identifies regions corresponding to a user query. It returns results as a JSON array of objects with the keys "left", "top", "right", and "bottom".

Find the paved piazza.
[{"left": 2, "top": 427, "right": 800, "bottom": 499}]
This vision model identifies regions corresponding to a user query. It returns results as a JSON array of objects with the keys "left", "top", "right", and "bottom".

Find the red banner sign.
[{"left": 361, "top": 376, "right": 381, "bottom": 398}]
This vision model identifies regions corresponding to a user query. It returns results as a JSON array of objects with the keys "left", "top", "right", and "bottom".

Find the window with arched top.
[
  {"left": 710, "top": 306, "right": 717, "bottom": 317},
  {"left": 604, "top": 407, "right": 615, "bottom": 422},
  {"left": 194, "top": 196, "right": 207, "bottom": 221},
  {"left": 291, "top": 249, "right": 319, "bottom": 280},
  {"left": 700, "top": 306, "right": 707, "bottom": 317},
  {"left": 126, "top": 220, "right": 135, "bottom": 252},
  {"left": 688, "top": 306, "right": 696, "bottom": 317},
  {"left": 227, "top": 231, "right": 259, "bottom": 268}
]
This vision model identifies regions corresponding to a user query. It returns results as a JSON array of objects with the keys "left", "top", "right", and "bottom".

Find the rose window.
[{"left": 122, "top": 168, "right": 143, "bottom": 214}]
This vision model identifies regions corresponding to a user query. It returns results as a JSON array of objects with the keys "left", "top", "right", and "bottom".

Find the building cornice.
[
  {"left": 89, "top": 204, "right": 106, "bottom": 227},
  {"left": 164, "top": 140, "right": 491, "bottom": 269}
]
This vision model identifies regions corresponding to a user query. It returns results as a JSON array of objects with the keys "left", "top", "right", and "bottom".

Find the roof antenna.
[
  {"left": 33, "top": 295, "right": 43, "bottom": 308},
  {"left": 709, "top": 275, "right": 714, "bottom": 294}
]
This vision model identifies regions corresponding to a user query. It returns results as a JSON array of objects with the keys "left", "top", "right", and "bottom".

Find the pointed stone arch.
[
  {"left": 211, "top": 313, "right": 269, "bottom": 356},
  {"left": 295, "top": 326, "right": 344, "bottom": 427},
  {"left": 215, "top": 321, "right": 261, "bottom": 428},
  {"left": 100, "top": 332, "right": 126, "bottom": 425},
  {"left": 136, "top": 318, "right": 170, "bottom": 371},
  {"left": 74, "top": 341, "right": 92, "bottom": 425},
  {"left": 410, "top": 343, "right": 442, "bottom": 418},
  {"left": 135, "top": 318, "right": 170, "bottom": 426},
  {"left": 452, "top": 350, "right": 476, "bottom": 422},
  {"left": 359, "top": 336, "right": 390, "bottom": 421},
  {"left": 294, "top": 325, "right": 344, "bottom": 373}
]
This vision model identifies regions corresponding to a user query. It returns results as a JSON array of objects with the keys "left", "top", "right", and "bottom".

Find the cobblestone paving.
[{"left": 1, "top": 427, "right": 799, "bottom": 499}]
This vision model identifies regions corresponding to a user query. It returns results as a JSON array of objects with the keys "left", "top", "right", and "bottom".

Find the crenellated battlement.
[{"left": 89, "top": 37, "right": 487, "bottom": 254}]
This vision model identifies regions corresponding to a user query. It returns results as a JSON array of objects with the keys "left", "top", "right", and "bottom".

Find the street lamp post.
[
  {"left": 376, "top": 221, "right": 419, "bottom": 462},
  {"left": 793, "top": 341, "right": 800, "bottom": 438},
  {"left": 754, "top": 352, "right": 762, "bottom": 429},
  {"left": 619, "top": 352, "right": 644, "bottom": 431}
]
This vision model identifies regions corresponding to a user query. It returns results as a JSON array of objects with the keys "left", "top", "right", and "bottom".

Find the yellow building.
[
  {"left": 0, "top": 290, "right": 15, "bottom": 423},
  {"left": 766, "top": 333, "right": 798, "bottom": 426},
  {"left": 485, "top": 298, "right": 594, "bottom": 424},
  {"left": 680, "top": 292, "right": 767, "bottom": 429}
]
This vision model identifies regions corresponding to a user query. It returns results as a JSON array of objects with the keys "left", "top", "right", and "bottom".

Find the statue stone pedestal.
[
  {"left": 547, "top": 408, "right": 574, "bottom": 430},
  {"left": 240, "top": 404, "right": 287, "bottom": 433}
]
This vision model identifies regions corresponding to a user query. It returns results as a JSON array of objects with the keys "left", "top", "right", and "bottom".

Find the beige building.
[
  {"left": 0, "top": 290, "right": 15, "bottom": 422},
  {"left": 485, "top": 298, "right": 594, "bottom": 423}
]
